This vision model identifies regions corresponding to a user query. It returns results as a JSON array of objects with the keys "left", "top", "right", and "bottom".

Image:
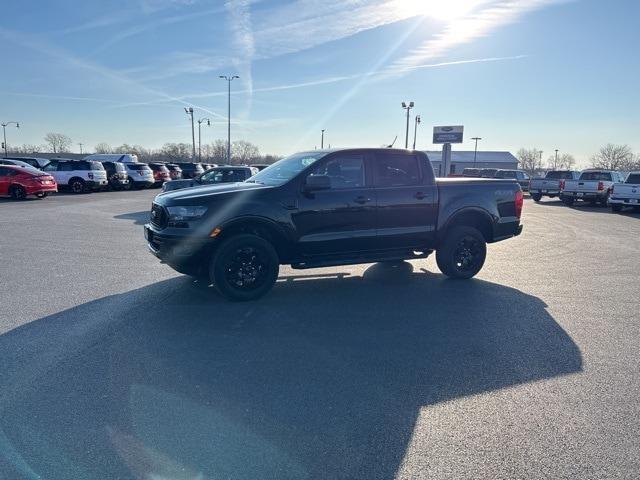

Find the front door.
[
  {"left": 372, "top": 151, "right": 438, "bottom": 249},
  {"left": 292, "top": 153, "right": 377, "bottom": 256}
]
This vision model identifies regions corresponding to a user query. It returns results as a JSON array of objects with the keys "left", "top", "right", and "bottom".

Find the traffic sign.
[{"left": 433, "top": 125, "right": 463, "bottom": 144}]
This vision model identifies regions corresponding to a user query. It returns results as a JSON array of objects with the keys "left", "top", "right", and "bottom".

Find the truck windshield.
[{"left": 246, "top": 151, "right": 328, "bottom": 186}]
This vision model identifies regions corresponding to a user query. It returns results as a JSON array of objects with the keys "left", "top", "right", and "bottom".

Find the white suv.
[{"left": 42, "top": 159, "right": 108, "bottom": 193}]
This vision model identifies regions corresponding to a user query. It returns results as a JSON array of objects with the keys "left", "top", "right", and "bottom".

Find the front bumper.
[{"left": 144, "top": 223, "right": 213, "bottom": 274}]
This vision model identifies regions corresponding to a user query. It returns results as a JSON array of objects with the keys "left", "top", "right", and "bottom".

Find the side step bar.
[{"left": 291, "top": 250, "right": 433, "bottom": 270}]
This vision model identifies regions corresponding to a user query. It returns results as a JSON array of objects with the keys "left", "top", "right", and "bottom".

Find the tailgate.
[
  {"left": 531, "top": 179, "right": 560, "bottom": 190},
  {"left": 613, "top": 184, "right": 640, "bottom": 199},
  {"left": 565, "top": 180, "right": 599, "bottom": 192}
]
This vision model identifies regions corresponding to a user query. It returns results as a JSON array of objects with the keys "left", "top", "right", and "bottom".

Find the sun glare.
[{"left": 394, "top": 0, "right": 480, "bottom": 21}]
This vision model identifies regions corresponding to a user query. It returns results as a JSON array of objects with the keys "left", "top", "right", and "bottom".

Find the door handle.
[
  {"left": 414, "top": 192, "right": 427, "bottom": 200},
  {"left": 354, "top": 196, "right": 371, "bottom": 204}
]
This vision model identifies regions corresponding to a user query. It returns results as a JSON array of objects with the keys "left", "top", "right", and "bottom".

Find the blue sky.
[{"left": 0, "top": 0, "right": 638, "bottom": 165}]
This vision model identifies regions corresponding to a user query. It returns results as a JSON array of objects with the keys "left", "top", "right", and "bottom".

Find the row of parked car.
[
  {"left": 528, "top": 169, "right": 640, "bottom": 212},
  {"left": 462, "top": 166, "right": 639, "bottom": 213},
  {"left": 461, "top": 168, "right": 532, "bottom": 191},
  {"left": 0, "top": 154, "right": 267, "bottom": 199}
]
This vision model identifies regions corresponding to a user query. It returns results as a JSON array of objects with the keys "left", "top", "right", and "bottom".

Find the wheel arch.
[
  {"left": 439, "top": 207, "right": 494, "bottom": 244},
  {"left": 215, "top": 216, "right": 293, "bottom": 262}
]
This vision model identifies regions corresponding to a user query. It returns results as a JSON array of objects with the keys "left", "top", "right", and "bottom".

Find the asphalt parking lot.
[{"left": 1, "top": 191, "right": 639, "bottom": 479}]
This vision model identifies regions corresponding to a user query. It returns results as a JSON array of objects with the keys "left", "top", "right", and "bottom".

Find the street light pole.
[
  {"left": 197, "top": 118, "right": 211, "bottom": 162},
  {"left": 401, "top": 102, "right": 414, "bottom": 149},
  {"left": 321, "top": 129, "right": 325, "bottom": 149},
  {"left": 219, "top": 75, "right": 239, "bottom": 163},
  {"left": 78, "top": 143, "right": 83, "bottom": 154},
  {"left": 1, "top": 121, "right": 19, "bottom": 157},
  {"left": 184, "top": 107, "right": 196, "bottom": 160},
  {"left": 472, "top": 137, "right": 482, "bottom": 167},
  {"left": 555, "top": 149, "right": 559, "bottom": 169},
  {"left": 412, "top": 115, "right": 421, "bottom": 150}
]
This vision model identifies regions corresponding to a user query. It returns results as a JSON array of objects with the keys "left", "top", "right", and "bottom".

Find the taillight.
[
  {"left": 597, "top": 181, "right": 604, "bottom": 191},
  {"left": 515, "top": 190, "right": 524, "bottom": 218},
  {"left": 559, "top": 180, "right": 565, "bottom": 190}
]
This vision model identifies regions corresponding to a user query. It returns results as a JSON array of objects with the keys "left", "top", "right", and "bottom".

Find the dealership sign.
[{"left": 433, "top": 125, "right": 464, "bottom": 144}]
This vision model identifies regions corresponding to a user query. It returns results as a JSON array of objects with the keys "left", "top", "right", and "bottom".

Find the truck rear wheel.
[
  {"left": 210, "top": 234, "right": 279, "bottom": 301},
  {"left": 561, "top": 196, "right": 574, "bottom": 206},
  {"left": 531, "top": 193, "right": 542, "bottom": 202},
  {"left": 611, "top": 204, "right": 623, "bottom": 213},
  {"left": 436, "top": 226, "right": 486, "bottom": 279}
]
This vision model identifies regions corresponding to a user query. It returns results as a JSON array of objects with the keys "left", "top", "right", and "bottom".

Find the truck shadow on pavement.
[
  {"left": 113, "top": 211, "right": 150, "bottom": 225},
  {"left": 0, "top": 263, "right": 582, "bottom": 480}
]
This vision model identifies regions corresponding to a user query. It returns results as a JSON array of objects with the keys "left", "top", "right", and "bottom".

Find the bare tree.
[
  {"left": 94, "top": 143, "right": 112, "bottom": 154},
  {"left": 517, "top": 148, "right": 544, "bottom": 176},
  {"left": 547, "top": 153, "right": 576, "bottom": 170},
  {"left": 208, "top": 140, "right": 228, "bottom": 163},
  {"left": 10, "top": 143, "right": 45, "bottom": 154},
  {"left": 231, "top": 140, "right": 260, "bottom": 165},
  {"left": 159, "top": 143, "right": 192, "bottom": 161},
  {"left": 590, "top": 144, "right": 634, "bottom": 170},
  {"left": 44, "top": 132, "right": 72, "bottom": 153}
]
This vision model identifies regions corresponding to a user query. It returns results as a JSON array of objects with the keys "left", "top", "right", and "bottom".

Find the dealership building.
[{"left": 425, "top": 150, "right": 519, "bottom": 177}]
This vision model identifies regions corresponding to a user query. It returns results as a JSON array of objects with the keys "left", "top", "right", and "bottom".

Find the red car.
[
  {"left": 148, "top": 163, "right": 171, "bottom": 187},
  {"left": 0, "top": 165, "right": 57, "bottom": 199}
]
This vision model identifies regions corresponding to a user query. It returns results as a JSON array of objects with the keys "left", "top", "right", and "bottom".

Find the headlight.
[{"left": 166, "top": 205, "right": 208, "bottom": 221}]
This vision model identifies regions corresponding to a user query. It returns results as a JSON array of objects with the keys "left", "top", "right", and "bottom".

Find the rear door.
[
  {"left": 0, "top": 167, "right": 12, "bottom": 195},
  {"left": 292, "top": 152, "right": 377, "bottom": 256},
  {"left": 372, "top": 151, "right": 438, "bottom": 249}
]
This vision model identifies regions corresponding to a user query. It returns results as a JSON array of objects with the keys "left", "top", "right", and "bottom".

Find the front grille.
[{"left": 150, "top": 203, "right": 168, "bottom": 229}]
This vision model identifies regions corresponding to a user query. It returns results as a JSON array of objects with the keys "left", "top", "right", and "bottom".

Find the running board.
[{"left": 291, "top": 250, "right": 432, "bottom": 270}]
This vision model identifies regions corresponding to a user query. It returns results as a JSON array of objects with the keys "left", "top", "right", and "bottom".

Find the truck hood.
[
  {"left": 162, "top": 179, "right": 197, "bottom": 192},
  {"left": 155, "top": 181, "right": 270, "bottom": 205}
]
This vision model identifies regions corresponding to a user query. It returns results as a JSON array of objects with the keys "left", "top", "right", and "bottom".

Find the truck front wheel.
[
  {"left": 436, "top": 226, "right": 487, "bottom": 279},
  {"left": 210, "top": 234, "right": 280, "bottom": 301}
]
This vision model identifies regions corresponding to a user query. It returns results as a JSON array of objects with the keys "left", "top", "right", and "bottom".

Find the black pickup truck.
[{"left": 145, "top": 148, "right": 523, "bottom": 300}]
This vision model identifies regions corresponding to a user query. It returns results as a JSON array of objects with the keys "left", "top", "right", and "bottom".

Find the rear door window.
[{"left": 373, "top": 153, "right": 421, "bottom": 187}]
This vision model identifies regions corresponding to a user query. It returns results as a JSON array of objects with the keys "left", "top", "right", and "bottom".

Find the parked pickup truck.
[
  {"left": 529, "top": 170, "right": 580, "bottom": 202},
  {"left": 609, "top": 172, "right": 640, "bottom": 212},
  {"left": 145, "top": 148, "right": 523, "bottom": 301},
  {"left": 560, "top": 170, "right": 626, "bottom": 206}
]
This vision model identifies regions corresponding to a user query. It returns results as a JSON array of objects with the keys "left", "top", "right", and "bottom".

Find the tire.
[
  {"left": 10, "top": 185, "right": 27, "bottom": 200},
  {"left": 436, "top": 226, "right": 487, "bottom": 279},
  {"left": 210, "top": 234, "right": 279, "bottom": 301},
  {"left": 531, "top": 193, "right": 542, "bottom": 202},
  {"left": 69, "top": 178, "right": 85, "bottom": 194},
  {"left": 611, "top": 204, "right": 623, "bottom": 213},
  {"left": 35, "top": 192, "right": 49, "bottom": 199},
  {"left": 561, "top": 196, "right": 574, "bottom": 206},
  {"left": 600, "top": 193, "right": 610, "bottom": 207}
]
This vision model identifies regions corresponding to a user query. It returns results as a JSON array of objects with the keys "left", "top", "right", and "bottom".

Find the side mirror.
[{"left": 304, "top": 174, "right": 331, "bottom": 192}]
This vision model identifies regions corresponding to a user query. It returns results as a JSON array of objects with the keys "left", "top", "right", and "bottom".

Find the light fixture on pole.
[
  {"left": 321, "top": 129, "right": 325, "bottom": 149},
  {"left": 219, "top": 75, "right": 239, "bottom": 163},
  {"left": 401, "top": 101, "right": 414, "bottom": 149},
  {"left": 412, "top": 115, "right": 421, "bottom": 150},
  {"left": 184, "top": 107, "right": 196, "bottom": 160},
  {"left": 1, "top": 121, "right": 19, "bottom": 157},
  {"left": 197, "top": 118, "right": 211, "bottom": 162},
  {"left": 471, "top": 137, "right": 482, "bottom": 167}
]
